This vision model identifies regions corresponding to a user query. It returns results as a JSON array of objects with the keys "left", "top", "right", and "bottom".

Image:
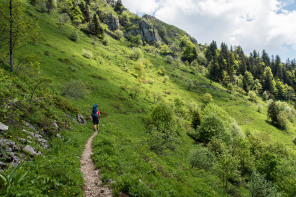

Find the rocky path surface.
[{"left": 81, "top": 131, "right": 112, "bottom": 197}]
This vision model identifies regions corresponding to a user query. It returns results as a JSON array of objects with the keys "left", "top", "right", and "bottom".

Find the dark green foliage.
[
  {"left": 114, "top": 0, "right": 123, "bottom": 12},
  {"left": 181, "top": 42, "right": 198, "bottom": 64},
  {"left": 130, "top": 35, "right": 142, "bottom": 47},
  {"left": 198, "top": 113, "right": 229, "bottom": 144},
  {"left": 69, "top": 30, "right": 79, "bottom": 42},
  {"left": 249, "top": 171, "right": 277, "bottom": 197},
  {"left": 46, "top": 0, "right": 56, "bottom": 13},
  {"left": 257, "top": 152, "right": 278, "bottom": 182},
  {"left": 267, "top": 101, "right": 287, "bottom": 129},
  {"left": 151, "top": 103, "right": 174, "bottom": 131},
  {"left": 88, "top": 14, "right": 104, "bottom": 39},
  {"left": 189, "top": 145, "right": 216, "bottom": 170},
  {"left": 191, "top": 109, "right": 201, "bottom": 130}
]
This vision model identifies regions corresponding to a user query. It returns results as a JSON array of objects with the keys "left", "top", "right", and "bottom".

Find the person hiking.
[{"left": 91, "top": 104, "right": 100, "bottom": 132}]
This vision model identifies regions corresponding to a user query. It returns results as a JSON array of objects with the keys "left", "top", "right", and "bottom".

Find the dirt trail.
[{"left": 81, "top": 131, "right": 112, "bottom": 197}]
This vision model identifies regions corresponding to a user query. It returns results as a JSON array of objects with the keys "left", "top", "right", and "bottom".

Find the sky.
[{"left": 122, "top": 0, "right": 296, "bottom": 61}]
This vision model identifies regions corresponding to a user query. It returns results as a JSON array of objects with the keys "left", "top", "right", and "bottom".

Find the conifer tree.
[
  {"left": 114, "top": 0, "right": 123, "bottom": 12},
  {"left": 191, "top": 109, "right": 201, "bottom": 130},
  {"left": 88, "top": 14, "right": 104, "bottom": 39}
]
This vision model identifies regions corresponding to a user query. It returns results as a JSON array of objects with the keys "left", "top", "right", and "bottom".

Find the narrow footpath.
[{"left": 81, "top": 131, "right": 112, "bottom": 197}]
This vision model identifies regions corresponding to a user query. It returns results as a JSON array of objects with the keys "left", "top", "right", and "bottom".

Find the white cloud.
[{"left": 122, "top": 0, "right": 296, "bottom": 60}]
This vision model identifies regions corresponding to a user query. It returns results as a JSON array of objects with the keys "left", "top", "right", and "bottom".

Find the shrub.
[
  {"left": 82, "top": 49, "right": 93, "bottom": 59},
  {"left": 191, "top": 109, "right": 201, "bottom": 130},
  {"left": 148, "top": 103, "right": 176, "bottom": 152},
  {"left": 163, "top": 75, "right": 169, "bottom": 83},
  {"left": 114, "top": 30, "right": 124, "bottom": 40},
  {"left": 267, "top": 101, "right": 288, "bottom": 129},
  {"left": 262, "top": 90, "right": 269, "bottom": 100},
  {"left": 130, "top": 48, "right": 143, "bottom": 60},
  {"left": 230, "top": 120, "right": 245, "bottom": 139},
  {"left": 69, "top": 30, "right": 79, "bottom": 42},
  {"left": 198, "top": 113, "right": 231, "bottom": 144},
  {"left": 165, "top": 55, "right": 174, "bottom": 64},
  {"left": 61, "top": 80, "right": 89, "bottom": 99},
  {"left": 249, "top": 172, "right": 278, "bottom": 196},
  {"left": 248, "top": 91, "right": 258, "bottom": 102},
  {"left": 201, "top": 93, "right": 213, "bottom": 104},
  {"left": 189, "top": 144, "right": 216, "bottom": 170}
]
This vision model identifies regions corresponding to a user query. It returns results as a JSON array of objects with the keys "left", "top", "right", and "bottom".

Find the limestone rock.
[
  {"left": 0, "top": 122, "right": 8, "bottom": 131},
  {"left": 38, "top": 138, "right": 50, "bottom": 149},
  {"left": 23, "top": 145, "right": 42, "bottom": 156},
  {"left": 23, "top": 121, "right": 39, "bottom": 133},
  {"left": 77, "top": 115, "right": 87, "bottom": 125},
  {"left": 0, "top": 161, "right": 7, "bottom": 169},
  {"left": 139, "top": 19, "right": 161, "bottom": 44},
  {"left": 106, "top": 14, "right": 120, "bottom": 31}
]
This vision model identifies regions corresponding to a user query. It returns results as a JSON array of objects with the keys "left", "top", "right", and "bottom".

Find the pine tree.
[
  {"left": 88, "top": 14, "right": 104, "bottom": 39},
  {"left": 114, "top": 0, "right": 123, "bottom": 12},
  {"left": 191, "top": 109, "right": 201, "bottom": 130},
  {"left": 267, "top": 101, "right": 279, "bottom": 125}
]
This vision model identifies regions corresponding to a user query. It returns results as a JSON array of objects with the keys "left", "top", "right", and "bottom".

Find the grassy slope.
[{"left": 16, "top": 3, "right": 296, "bottom": 196}]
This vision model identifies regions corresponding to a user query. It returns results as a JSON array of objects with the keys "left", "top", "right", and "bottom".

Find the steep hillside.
[{"left": 1, "top": 0, "right": 296, "bottom": 196}]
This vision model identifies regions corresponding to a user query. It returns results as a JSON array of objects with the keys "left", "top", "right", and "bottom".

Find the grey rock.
[
  {"left": 0, "top": 139, "right": 19, "bottom": 151},
  {"left": 23, "top": 121, "right": 39, "bottom": 133},
  {"left": 0, "top": 161, "right": 7, "bottom": 169},
  {"left": 139, "top": 19, "right": 161, "bottom": 44},
  {"left": 52, "top": 120, "right": 59, "bottom": 130},
  {"left": 106, "top": 14, "right": 120, "bottom": 31},
  {"left": 56, "top": 134, "right": 62, "bottom": 139},
  {"left": 77, "top": 115, "right": 87, "bottom": 125},
  {"left": 0, "top": 122, "right": 8, "bottom": 131},
  {"left": 22, "top": 129, "right": 43, "bottom": 139},
  {"left": 23, "top": 145, "right": 42, "bottom": 156},
  {"left": 9, "top": 152, "right": 21, "bottom": 165},
  {"left": 65, "top": 113, "right": 71, "bottom": 119},
  {"left": 38, "top": 138, "right": 49, "bottom": 149}
]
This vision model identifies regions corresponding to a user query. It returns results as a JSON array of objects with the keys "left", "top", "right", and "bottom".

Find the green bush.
[
  {"left": 82, "top": 49, "right": 93, "bottom": 59},
  {"left": 249, "top": 171, "right": 278, "bottom": 197},
  {"left": 189, "top": 144, "right": 216, "bottom": 170},
  {"left": 201, "top": 93, "right": 213, "bottom": 104},
  {"left": 69, "top": 30, "right": 79, "bottom": 42},
  {"left": 198, "top": 113, "right": 231, "bottom": 144},
  {"left": 130, "top": 48, "right": 143, "bottom": 60}
]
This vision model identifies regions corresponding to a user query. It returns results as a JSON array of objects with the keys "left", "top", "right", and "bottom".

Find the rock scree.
[{"left": 81, "top": 131, "right": 112, "bottom": 197}]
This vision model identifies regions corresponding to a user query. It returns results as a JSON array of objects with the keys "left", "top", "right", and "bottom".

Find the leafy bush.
[
  {"left": 198, "top": 113, "right": 231, "bottom": 144},
  {"left": 148, "top": 103, "right": 176, "bottom": 152},
  {"left": 82, "top": 49, "right": 93, "bottom": 59},
  {"left": 191, "top": 109, "right": 201, "bottom": 130},
  {"left": 267, "top": 101, "right": 288, "bottom": 129},
  {"left": 249, "top": 171, "right": 278, "bottom": 197},
  {"left": 230, "top": 120, "right": 245, "bottom": 139},
  {"left": 114, "top": 30, "right": 124, "bottom": 40},
  {"left": 189, "top": 144, "right": 216, "bottom": 170},
  {"left": 69, "top": 30, "right": 79, "bottom": 42},
  {"left": 201, "top": 93, "right": 213, "bottom": 104},
  {"left": 130, "top": 48, "right": 143, "bottom": 60},
  {"left": 165, "top": 55, "right": 174, "bottom": 64},
  {"left": 61, "top": 80, "right": 89, "bottom": 99},
  {"left": 248, "top": 91, "right": 258, "bottom": 102}
]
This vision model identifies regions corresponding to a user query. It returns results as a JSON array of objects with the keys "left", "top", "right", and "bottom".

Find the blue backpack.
[{"left": 92, "top": 104, "right": 99, "bottom": 117}]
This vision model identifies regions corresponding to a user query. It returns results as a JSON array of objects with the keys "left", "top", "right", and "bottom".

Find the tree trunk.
[{"left": 9, "top": 0, "right": 13, "bottom": 72}]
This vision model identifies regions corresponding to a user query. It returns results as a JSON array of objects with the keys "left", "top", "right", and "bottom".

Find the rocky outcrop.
[
  {"left": 23, "top": 145, "right": 42, "bottom": 156},
  {"left": 77, "top": 114, "right": 87, "bottom": 125},
  {"left": 0, "top": 139, "right": 20, "bottom": 152},
  {"left": 106, "top": 14, "right": 120, "bottom": 31},
  {"left": 0, "top": 122, "right": 8, "bottom": 132},
  {"left": 22, "top": 129, "right": 49, "bottom": 149},
  {"left": 139, "top": 19, "right": 161, "bottom": 45}
]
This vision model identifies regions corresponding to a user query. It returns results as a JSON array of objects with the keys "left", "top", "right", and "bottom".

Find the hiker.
[{"left": 91, "top": 104, "right": 100, "bottom": 132}]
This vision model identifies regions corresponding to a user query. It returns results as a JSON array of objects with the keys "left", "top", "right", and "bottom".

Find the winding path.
[{"left": 81, "top": 131, "right": 112, "bottom": 197}]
